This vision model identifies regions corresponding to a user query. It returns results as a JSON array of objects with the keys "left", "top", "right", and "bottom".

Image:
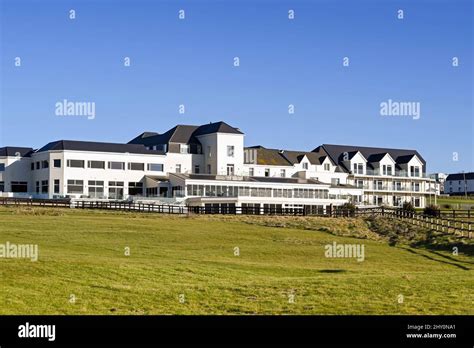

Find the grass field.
[
  {"left": 0, "top": 207, "right": 473, "bottom": 315},
  {"left": 436, "top": 196, "right": 474, "bottom": 210}
]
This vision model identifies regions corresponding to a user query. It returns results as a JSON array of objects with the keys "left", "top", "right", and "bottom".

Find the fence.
[
  {"left": 0, "top": 197, "right": 71, "bottom": 207},
  {"left": 1, "top": 198, "right": 471, "bottom": 238}
]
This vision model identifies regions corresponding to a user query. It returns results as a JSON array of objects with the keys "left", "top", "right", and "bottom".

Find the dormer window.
[
  {"left": 383, "top": 165, "right": 393, "bottom": 176},
  {"left": 302, "top": 162, "right": 309, "bottom": 170},
  {"left": 180, "top": 144, "right": 190, "bottom": 154},
  {"left": 353, "top": 163, "right": 364, "bottom": 174},
  {"left": 410, "top": 166, "right": 420, "bottom": 177},
  {"left": 324, "top": 163, "right": 330, "bottom": 171}
]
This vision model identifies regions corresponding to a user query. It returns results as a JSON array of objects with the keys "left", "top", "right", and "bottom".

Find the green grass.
[
  {"left": 436, "top": 197, "right": 474, "bottom": 209},
  {"left": 0, "top": 207, "right": 473, "bottom": 315}
]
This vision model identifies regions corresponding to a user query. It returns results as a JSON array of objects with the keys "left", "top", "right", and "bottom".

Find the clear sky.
[{"left": 0, "top": 0, "right": 472, "bottom": 173}]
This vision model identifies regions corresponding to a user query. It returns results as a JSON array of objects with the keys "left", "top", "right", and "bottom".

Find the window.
[
  {"left": 42, "top": 160, "right": 49, "bottom": 169},
  {"left": 31, "top": 163, "right": 35, "bottom": 170},
  {"left": 11, "top": 181, "right": 28, "bottom": 193},
  {"left": 108, "top": 161, "right": 125, "bottom": 170},
  {"left": 147, "top": 163, "right": 164, "bottom": 172},
  {"left": 227, "top": 164, "right": 234, "bottom": 176},
  {"left": 67, "top": 160, "right": 85, "bottom": 168},
  {"left": 207, "top": 146, "right": 212, "bottom": 157},
  {"left": 382, "top": 165, "right": 393, "bottom": 176},
  {"left": 324, "top": 163, "right": 330, "bottom": 171},
  {"left": 53, "top": 159, "right": 61, "bottom": 168},
  {"left": 264, "top": 168, "right": 270, "bottom": 177},
  {"left": 108, "top": 181, "right": 124, "bottom": 200},
  {"left": 41, "top": 180, "right": 48, "bottom": 194},
  {"left": 36, "top": 162, "right": 40, "bottom": 170},
  {"left": 176, "top": 164, "right": 182, "bottom": 173},
  {"left": 0, "top": 163, "right": 4, "bottom": 172},
  {"left": 180, "top": 144, "right": 190, "bottom": 154},
  {"left": 128, "top": 182, "right": 143, "bottom": 196},
  {"left": 194, "top": 165, "right": 200, "bottom": 174},
  {"left": 249, "top": 168, "right": 254, "bottom": 176},
  {"left": 54, "top": 180, "right": 60, "bottom": 194},
  {"left": 356, "top": 180, "right": 364, "bottom": 188},
  {"left": 154, "top": 144, "right": 167, "bottom": 152},
  {"left": 0, "top": 181, "right": 4, "bottom": 192},
  {"left": 353, "top": 163, "right": 364, "bottom": 174},
  {"left": 128, "top": 162, "right": 145, "bottom": 171},
  {"left": 373, "top": 180, "right": 383, "bottom": 190},
  {"left": 88, "top": 180, "right": 104, "bottom": 198},
  {"left": 227, "top": 146, "right": 235, "bottom": 157},
  {"left": 302, "top": 162, "right": 309, "bottom": 170},
  {"left": 67, "top": 180, "right": 84, "bottom": 194},
  {"left": 207, "top": 164, "right": 211, "bottom": 174},
  {"left": 280, "top": 169, "right": 286, "bottom": 177},
  {"left": 88, "top": 160, "right": 105, "bottom": 169},
  {"left": 414, "top": 198, "right": 421, "bottom": 208},
  {"left": 36, "top": 181, "right": 40, "bottom": 194},
  {"left": 410, "top": 166, "right": 420, "bottom": 177},
  {"left": 331, "top": 178, "right": 340, "bottom": 185}
]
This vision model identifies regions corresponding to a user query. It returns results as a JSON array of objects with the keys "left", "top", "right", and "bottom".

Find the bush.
[
  {"left": 401, "top": 202, "right": 415, "bottom": 213},
  {"left": 442, "top": 204, "right": 451, "bottom": 209},
  {"left": 423, "top": 204, "right": 439, "bottom": 217},
  {"left": 339, "top": 202, "right": 356, "bottom": 217}
]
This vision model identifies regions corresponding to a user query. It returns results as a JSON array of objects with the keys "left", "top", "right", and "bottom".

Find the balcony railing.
[{"left": 351, "top": 170, "right": 432, "bottom": 179}]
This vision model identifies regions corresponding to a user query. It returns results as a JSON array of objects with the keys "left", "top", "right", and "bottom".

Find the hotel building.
[{"left": 0, "top": 121, "right": 437, "bottom": 210}]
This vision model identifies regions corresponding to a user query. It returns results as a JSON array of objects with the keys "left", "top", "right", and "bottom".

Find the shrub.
[
  {"left": 442, "top": 204, "right": 451, "bottom": 209},
  {"left": 401, "top": 202, "right": 415, "bottom": 213},
  {"left": 423, "top": 204, "right": 439, "bottom": 217},
  {"left": 339, "top": 202, "right": 356, "bottom": 217}
]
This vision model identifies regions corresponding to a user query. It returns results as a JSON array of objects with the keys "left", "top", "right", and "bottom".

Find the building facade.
[
  {"left": 444, "top": 172, "right": 474, "bottom": 196},
  {"left": 0, "top": 121, "right": 437, "bottom": 209}
]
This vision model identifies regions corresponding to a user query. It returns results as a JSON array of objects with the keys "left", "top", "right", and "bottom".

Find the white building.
[
  {"left": 444, "top": 172, "right": 474, "bottom": 196},
  {"left": 0, "top": 121, "right": 437, "bottom": 210}
]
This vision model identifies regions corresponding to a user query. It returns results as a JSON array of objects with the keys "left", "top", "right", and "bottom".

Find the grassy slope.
[{"left": 0, "top": 207, "right": 472, "bottom": 315}]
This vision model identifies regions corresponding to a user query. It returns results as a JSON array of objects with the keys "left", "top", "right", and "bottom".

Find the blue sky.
[{"left": 0, "top": 0, "right": 472, "bottom": 173}]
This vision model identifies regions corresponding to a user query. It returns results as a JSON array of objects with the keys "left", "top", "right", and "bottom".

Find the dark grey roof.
[
  {"left": 0, "top": 147, "right": 34, "bottom": 157},
  {"left": 396, "top": 154, "right": 416, "bottom": 164},
  {"left": 36, "top": 140, "right": 165, "bottom": 155},
  {"left": 317, "top": 144, "right": 426, "bottom": 173},
  {"left": 129, "top": 121, "right": 242, "bottom": 147},
  {"left": 446, "top": 172, "right": 474, "bottom": 181},
  {"left": 193, "top": 121, "right": 243, "bottom": 136},
  {"left": 367, "top": 153, "right": 391, "bottom": 163}
]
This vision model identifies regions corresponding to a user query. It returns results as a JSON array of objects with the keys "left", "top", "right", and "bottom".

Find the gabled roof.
[
  {"left": 396, "top": 154, "right": 418, "bottom": 164},
  {"left": 317, "top": 144, "right": 426, "bottom": 173},
  {"left": 0, "top": 146, "right": 34, "bottom": 157},
  {"left": 128, "top": 121, "right": 242, "bottom": 147},
  {"left": 193, "top": 121, "right": 243, "bottom": 136},
  {"left": 366, "top": 152, "right": 395, "bottom": 163},
  {"left": 446, "top": 172, "right": 474, "bottom": 181},
  {"left": 36, "top": 140, "right": 164, "bottom": 155}
]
